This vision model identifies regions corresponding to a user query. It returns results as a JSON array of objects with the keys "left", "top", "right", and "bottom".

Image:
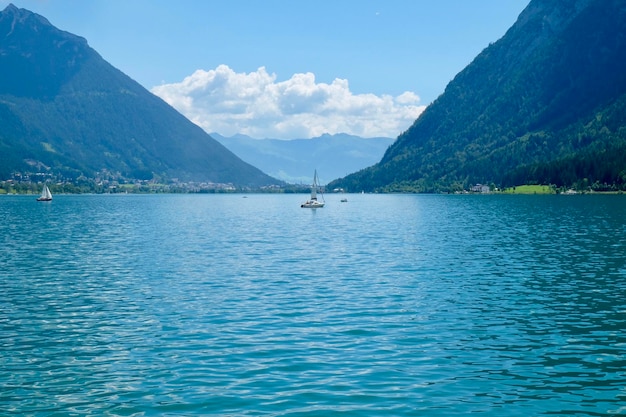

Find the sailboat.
[
  {"left": 37, "top": 184, "right": 52, "bottom": 201},
  {"left": 301, "top": 170, "right": 325, "bottom": 208}
]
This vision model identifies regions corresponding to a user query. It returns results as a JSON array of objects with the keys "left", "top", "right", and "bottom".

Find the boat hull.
[
  {"left": 36, "top": 197, "right": 52, "bottom": 201},
  {"left": 301, "top": 201, "right": 324, "bottom": 208}
]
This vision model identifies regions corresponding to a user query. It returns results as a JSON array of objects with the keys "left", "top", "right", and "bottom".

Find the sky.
[{"left": 4, "top": 0, "right": 529, "bottom": 139}]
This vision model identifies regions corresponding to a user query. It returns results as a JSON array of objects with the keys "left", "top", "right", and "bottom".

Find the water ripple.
[{"left": 1, "top": 194, "right": 625, "bottom": 415}]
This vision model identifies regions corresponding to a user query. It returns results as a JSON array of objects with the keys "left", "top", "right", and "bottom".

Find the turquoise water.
[{"left": 1, "top": 193, "right": 625, "bottom": 416}]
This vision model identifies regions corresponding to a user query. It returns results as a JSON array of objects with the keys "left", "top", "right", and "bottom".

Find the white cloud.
[{"left": 151, "top": 65, "right": 425, "bottom": 139}]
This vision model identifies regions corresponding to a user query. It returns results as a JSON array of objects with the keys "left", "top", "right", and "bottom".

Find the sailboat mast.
[{"left": 311, "top": 170, "right": 318, "bottom": 200}]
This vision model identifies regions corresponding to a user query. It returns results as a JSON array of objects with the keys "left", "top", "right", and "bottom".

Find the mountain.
[
  {"left": 329, "top": 0, "right": 626, "bottom": 193},
  {"left": 211, "top": 133, "right": 394, "bottom": 184},
  {"left": 0, "top": 4, "right": 279, "bottom": 188}
]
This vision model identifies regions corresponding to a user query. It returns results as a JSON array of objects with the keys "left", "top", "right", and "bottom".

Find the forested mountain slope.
[
  {"left": 329, "top": 0, "right": 626, "bottom": 192},
  {"left": 0, "top": 4, "right": 278, "bottom": 188}
]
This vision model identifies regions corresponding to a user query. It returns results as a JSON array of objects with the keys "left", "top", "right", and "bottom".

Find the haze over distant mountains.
[
  {"left": 211, "top": 133, "right": 394, "bottom": 184},
  {"left": 330, "top": 0, "right": 626, "bottom": 193},
  {"left": 0, "top": 4, "right": 277, "bottom": 188}
]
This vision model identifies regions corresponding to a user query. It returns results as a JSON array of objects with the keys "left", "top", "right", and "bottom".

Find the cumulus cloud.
[{"left": 151, "top": 65, "right": 425, "bottom": 139}]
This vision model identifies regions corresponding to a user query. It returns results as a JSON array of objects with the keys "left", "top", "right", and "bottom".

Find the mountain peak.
[
  {"left": 1, "top": 3, "right": 54, "bottom": 33},
  {"left": 2, "top": 3, "right": 18, "bottom": 12},
  {"left": 1, "top": 3, "right": 87, "bottom": 45},
  {"left": 3, "top": 3, "right": 22, "bottom": 15},
  {"left": 0, "top": 4, "right": 92, "bottom": 98}
]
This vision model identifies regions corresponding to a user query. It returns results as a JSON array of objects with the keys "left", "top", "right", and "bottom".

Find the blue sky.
[{"left": 5, "top": 0, "right": 529, "bottom": 139}]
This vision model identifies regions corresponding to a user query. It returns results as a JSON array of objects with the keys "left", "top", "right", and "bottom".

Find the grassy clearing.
[{"left": 501, "top": 185, "right": 555, "bottom": 194}]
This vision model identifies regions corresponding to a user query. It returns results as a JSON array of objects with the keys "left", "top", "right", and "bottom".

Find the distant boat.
[
  {"left": 301, "top": 170, "right": 325, "bottom": 208},
  {"left": 341, "top": 198, "right": 348, "bottom": 202},
  {"left": 37, "top": 185, "right": 52, "bottom": 201}
]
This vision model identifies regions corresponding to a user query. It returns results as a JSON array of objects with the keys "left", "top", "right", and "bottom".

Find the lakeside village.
[
  {"left": 1, "top": 170, "right": 621, "bottom": 196},
  {"left": 0, "top": 170, "right": 284, "bottom": 195}
]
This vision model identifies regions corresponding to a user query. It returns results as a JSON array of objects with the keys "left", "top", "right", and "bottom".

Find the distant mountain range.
[
  {"left": 329, "top": 0, "right": 626, "bottom": 193},
  {"left": 0, "top": 4, "right": 278, "bottom": 188},
  {"left": 211, "top": 133, "right": 394, "bottom": 184}
]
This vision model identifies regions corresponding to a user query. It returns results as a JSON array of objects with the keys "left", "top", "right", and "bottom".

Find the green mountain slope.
[
  {"left": 0, "top": 4, "right": 279, "bottom": 188},
  {"left": 329, "top": 0, "right": 626, "bottom": 193}
]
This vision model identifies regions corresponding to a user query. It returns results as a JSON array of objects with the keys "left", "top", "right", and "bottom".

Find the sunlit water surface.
[{"left": 1, "top": 193, "right": 625, "bottom": 416}]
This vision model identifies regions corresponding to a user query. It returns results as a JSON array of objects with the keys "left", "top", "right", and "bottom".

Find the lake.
[{"left": 1, "top": 193, "right": 625, "bottom": 416}]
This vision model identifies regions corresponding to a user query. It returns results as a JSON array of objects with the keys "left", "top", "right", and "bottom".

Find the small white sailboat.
[
  {"left": 301, "top": 170, "right": 325, "bottom": 208},
  {"left": 37, "top": 184, "right": 52, "bottom": 201}
]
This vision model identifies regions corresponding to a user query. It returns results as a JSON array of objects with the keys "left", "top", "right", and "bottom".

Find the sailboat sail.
[{"left": 37, "top": 185, "right": 52, "bottom": 201}]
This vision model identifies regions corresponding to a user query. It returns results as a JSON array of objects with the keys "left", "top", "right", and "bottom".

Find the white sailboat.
[
  {"left": 37, "top": 184, "right": 52, "bottom": 201},
  {"left": 301, "top": 170, "right": 325, "bottom": 208}
]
